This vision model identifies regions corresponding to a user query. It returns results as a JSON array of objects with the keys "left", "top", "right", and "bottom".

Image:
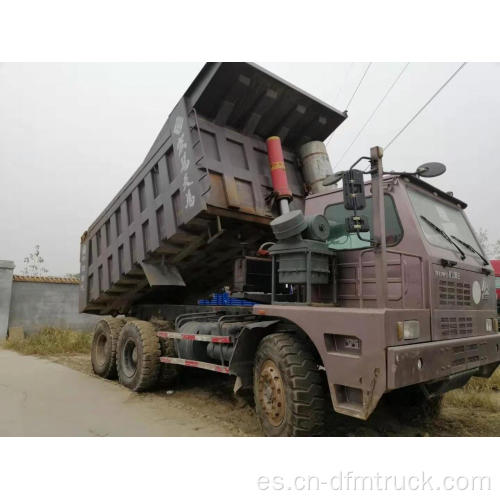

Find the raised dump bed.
[{"left": 79, "top": 62, "right": 346, "bottom": 314}]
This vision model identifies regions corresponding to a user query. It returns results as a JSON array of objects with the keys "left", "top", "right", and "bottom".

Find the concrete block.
[
  {"left": 0, "top": 260, "right": 15, "bottom": 340},
  {"left": 8, "top": 326, "right": 24, "bottom": 342}
]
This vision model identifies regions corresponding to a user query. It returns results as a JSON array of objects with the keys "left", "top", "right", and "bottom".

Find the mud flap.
[{"left": 229, "top": 320, "right": 280, "bottom": 391}]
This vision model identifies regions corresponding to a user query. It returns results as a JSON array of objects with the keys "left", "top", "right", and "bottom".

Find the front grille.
[
  {"left": 451, "top": 342, "right": 480, "bottom": 366},
  {"left": 439, "top": 280, "right": 471, "bottom": 306},
  {"left": 440, "top": 316, "right": 473, "bottom": 337}
]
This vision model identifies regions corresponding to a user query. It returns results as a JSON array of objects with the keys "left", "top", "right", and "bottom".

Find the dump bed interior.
[{"left": 80, "top": 62, "right": 347, "bottom": 314}]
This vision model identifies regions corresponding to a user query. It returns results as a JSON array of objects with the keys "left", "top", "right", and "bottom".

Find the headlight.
[
  {"left": 397, "top": 320, "right": 420, "bottom": 340},
  {"left": 486, "top": 318, "right": 497, "bottom": 332}
]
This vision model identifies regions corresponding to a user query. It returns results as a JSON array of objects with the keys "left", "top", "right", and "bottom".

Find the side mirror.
[
  {"left": 346, "top": 215, "right": 370, "bottom": 234},
  {"left": 416, "top": 162, "right": 446, "bottom": 178},
  {"left": 343, "top": 169, "right": 366, "bottom": 210}
]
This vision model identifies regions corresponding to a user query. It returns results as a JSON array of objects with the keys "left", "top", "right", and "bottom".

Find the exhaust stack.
[
  {"left": 266, "top": 136, "right": 292, "bottom": 214},
  {"left": 298, "top": 141, "right": 334, "bottom": 194}
]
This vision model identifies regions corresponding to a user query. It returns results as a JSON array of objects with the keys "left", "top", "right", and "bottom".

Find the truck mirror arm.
[
  {"left": 348, "top": 156, "right": 371, "bottom": 171},
  {"left": 356, "top": 229, "right": 379, "bottom": 246}
]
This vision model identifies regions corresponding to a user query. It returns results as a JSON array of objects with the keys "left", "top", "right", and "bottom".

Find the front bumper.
[{"left": 387, "top": 333, "right": 500, "bottom": 390}]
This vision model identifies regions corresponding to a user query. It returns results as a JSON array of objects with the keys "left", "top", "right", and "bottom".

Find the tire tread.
[
  {"left": 117, "top": 320, "right": 161, "bottom": 392},
  {"left": 254, "top": 333, "right": 327, "bottom": 437},
  {"left": 91, "top": 317, "right": 125, "bottom": 379}
]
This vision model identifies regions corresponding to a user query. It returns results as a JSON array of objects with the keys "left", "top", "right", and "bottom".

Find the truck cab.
[{"left": 255, "top": 148, "right": 499, "bottom": 423}]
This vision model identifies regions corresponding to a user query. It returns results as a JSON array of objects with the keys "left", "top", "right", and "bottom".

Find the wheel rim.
[
  {"left": 123, "top": 339, "right": 138, "bottom": 378},
  {"left": 257, "top": 359, "right": 285, "bottom": 427},
  {"left": 95, "top": 332, "right": 108, "bottom": 367}
]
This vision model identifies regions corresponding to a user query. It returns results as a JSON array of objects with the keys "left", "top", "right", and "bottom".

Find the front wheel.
[{"left": 253, "top": 333, "right": 327, "bottom": 437}]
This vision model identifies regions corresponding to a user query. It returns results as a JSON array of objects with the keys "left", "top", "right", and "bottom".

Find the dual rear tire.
[
  {"left": 91, "top": 318, "right": 172, "bottom": 391},
  {"left": 91, "top": 318, "right": 124, "bottom": 379},
  {"left": 116, "top": 320, "right": 161, "bottom": 391}
]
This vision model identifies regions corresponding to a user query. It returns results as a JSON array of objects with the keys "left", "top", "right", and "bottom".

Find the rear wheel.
[
  {"left": 117, "top": 320, "right": 161, "bottom": 391},
  {"left": 253, "top": 333, "right": 327, "bottom": 437},
  {"left": 91, "top": 318, "right": 124, "bottom": 379}
]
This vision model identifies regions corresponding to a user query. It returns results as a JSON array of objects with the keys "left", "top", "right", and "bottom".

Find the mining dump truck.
[{"left": 80, "top": 62, "right": 500, "bottom": 436}]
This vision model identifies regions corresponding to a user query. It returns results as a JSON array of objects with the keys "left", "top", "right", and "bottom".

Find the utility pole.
[{"left": 370, "top": 146, "right": 388, "bottom": 308}]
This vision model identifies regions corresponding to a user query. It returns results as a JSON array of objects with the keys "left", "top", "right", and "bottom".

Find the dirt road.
[
  {"left": 0, "top": 350, "right": 255, "bottom": 436},
  {"left": 1, "top": 349, "right": 498, "bottom": 436}
]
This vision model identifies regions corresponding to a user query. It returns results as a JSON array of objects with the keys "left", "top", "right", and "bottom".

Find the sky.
[{"left": 1, "top": 62, "right": 500, "bottom": 276}]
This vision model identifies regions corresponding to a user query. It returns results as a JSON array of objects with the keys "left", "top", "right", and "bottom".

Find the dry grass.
[
  {"left": 444, "top": 368, "right": 500, "bottom": 411},
  {"left": 2, "top": 327, "right": 92, "bottom": 355},
  {"left": 461, "top": 368, "right": 500, "bottom": 392}
]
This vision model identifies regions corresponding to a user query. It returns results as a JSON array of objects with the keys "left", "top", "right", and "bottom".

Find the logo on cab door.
[
  {"left": 434, "top": 269, "right": 461, "bottom": 280},
  {"left": 472, "top": 279, "right": 490, "bottom": 305}
]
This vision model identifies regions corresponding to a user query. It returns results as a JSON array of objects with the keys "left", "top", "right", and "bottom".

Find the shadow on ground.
[{"left": 49, "top": 353, "right": 500, "bottom": 437}]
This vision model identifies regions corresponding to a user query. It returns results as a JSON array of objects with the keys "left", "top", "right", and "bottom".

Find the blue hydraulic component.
[{"left": 197, "top": 292, "right": 256, "bottom": 306}]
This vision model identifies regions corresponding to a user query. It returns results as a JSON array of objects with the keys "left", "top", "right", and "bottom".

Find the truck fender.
[{"left": 229, "top": 320, "right": 280, "bottom": 391}]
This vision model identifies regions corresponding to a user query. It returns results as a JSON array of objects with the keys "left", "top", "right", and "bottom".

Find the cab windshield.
[
  {"left": 407, "top": 187, "right": 483, "bottom": 257},
  {"left": 324, "top": 195, "right": 403, "bottom": 250}
]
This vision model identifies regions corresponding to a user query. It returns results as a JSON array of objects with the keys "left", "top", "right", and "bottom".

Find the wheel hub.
[
  {"left": 258, "top": 359, "right": 285, "bottom": 427},
  {"left": 95, "top": 333, "right": 108, "bottom": 367},
  {"left": 123, "top": 339, "right": 138, "bottom": 378}
]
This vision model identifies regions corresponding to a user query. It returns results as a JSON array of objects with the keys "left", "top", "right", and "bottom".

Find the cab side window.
[{"left": 324, "top": 195, "right": 403, "bottom": 250}]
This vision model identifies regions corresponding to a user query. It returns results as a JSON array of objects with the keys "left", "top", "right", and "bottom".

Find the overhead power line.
[
  {"left": 333, "top": 62, "right": 353, "bottom": 105},
  {"left": 345, "top": 62, "right": 372, "bottom": 109},
  {"left": 326, "top": 62, "right": 372, "bottom": 146},
  {"left": 384, "top": 62, "right": 467, "bottom": 150},
  {"left": 334, "top": 62, "right": 410, "bottom": 171},
  {"left": 324, "top": 64, "right": 353, "bottom": 147}
]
